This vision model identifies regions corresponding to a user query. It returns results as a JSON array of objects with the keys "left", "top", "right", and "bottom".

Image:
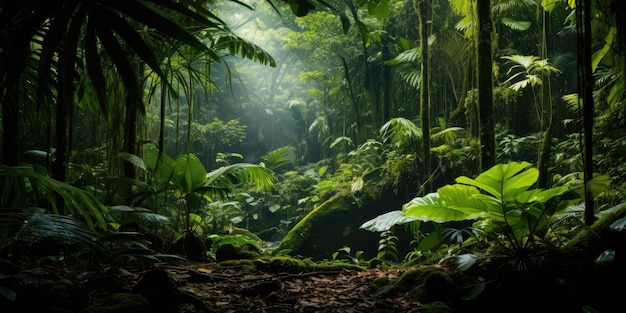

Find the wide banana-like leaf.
[
  {"left": 456, "top": 161, "right": 538, "bottom": 201},
  {"left": 144, "top": 148, "right": 175, "bottom": 187},
  {"left": 173, "top": 153, "right": 208, "bottom": 194},
  {"left": 515, "top": 186, "right": 570, "bottom": 204},
  {"left": 439, "top": 184, "right": 490, "bottom": 218},
  {"left": 359, "top": 210, "right": 421, "bottom": 232},
  {"left": 402, "top": 192, "right": 473, "bottom": 223}
]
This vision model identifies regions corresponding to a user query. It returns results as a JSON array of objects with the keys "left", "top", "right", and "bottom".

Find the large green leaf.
[
  {"left": 402, "top": 192, "right": 470, "bottom": 222},
  {"left": 438, "top": 184, "right": 488, "bottom": 219},
  {"left": 144, "top": 149, "right": 175, "bottom": 186},
  {"left": 456, "top": 161, "right": 538, "bottom": 201},
  {"left": 359, "top": 210, "right": 422, "bottom": 232},
  {"left": 173, "top": 153, "right": 207, "bottom": 194},
  {"left": 470, "top": 194, "right": 504, "bottom": 218},
  {"left": 515, "top": 185, "right": 570, "bottom": 204}
]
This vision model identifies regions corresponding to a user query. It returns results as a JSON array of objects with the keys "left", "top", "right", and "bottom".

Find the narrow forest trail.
[{"left": 125, "top": 261, "right": 422, "bottom": 313}]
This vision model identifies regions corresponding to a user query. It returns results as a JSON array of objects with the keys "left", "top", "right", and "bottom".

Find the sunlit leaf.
[
  {"left": 454, "top": 253, "right": 479, "bottom": 271},
  {"left": 595, "top": 250, "right": 615, "bottom": 265},
  {"left": 360, "top": 210, "right": 421, "bottom": 232},
  {"left": 501, "top": 18, "right": 531, "bottom": 31}
]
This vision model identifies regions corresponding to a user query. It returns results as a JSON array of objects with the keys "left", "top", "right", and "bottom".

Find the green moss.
[
  {"left": 370, "top": 276, "right": 392, "bottom": 291},
  {"left": 229, "top": 227, "right": 264, "bottom": 243},
  {"left": 79, "top": 293, "right": 149, "bottom": 313},
  {"left": 418, "top": 301, "right": 454, "bottom": 313},
  {"left": 403, "top": 247, "right": 452, "bottom": 268},
  {"left": 314, "top": 260, "right": 366, "bottom": 272},
  {"left": 391, "top": 268, "right": 431, "bottom": 292},
  {"left": 385, "top": 267, "right": 453, "bottom": 302},
  {"left": 420, "top": 270, "right": 454, "bottom": 302},
  {"left": 215, "top": 243, "right": 261, "bottom": 261},
  {"left": 253, "top": 256, "right": 365, "bottom": 273},
  {"left": 565, "top": 202, "right": 626, "bottom": 251},
  {"left": 215, "top": 259, "right": 257, "bottom": 272},
  {"left": 277, "top": 194, "right": 351, "bottom": 254}
]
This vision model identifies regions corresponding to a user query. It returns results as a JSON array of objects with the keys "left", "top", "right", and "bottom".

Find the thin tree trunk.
[
  {"left": 416, "top": 0, "right": 431, "bottom": 193},
  {"left": 477, "top": 0, "right": 495, "bottom": 172},
  {"left": 577, "top": 0, "right": 594, "bottom": 225},
  {"left": 124, "top": 95, "right": 138, "bottom": 179},
  {"left": 1, "top": 98, "right": 19, "bottom": 166},
  {"left": 382, "top": 35, "right": 392, "bottom": 124},
  {"left": 52, "top": 98, "right": 69, "bottom": 214},
  {"left": 537, "top": 127, "right": 552, "bottom": 188}
]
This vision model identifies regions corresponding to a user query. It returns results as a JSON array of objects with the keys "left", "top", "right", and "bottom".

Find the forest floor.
[{"left": 120, "top": 260, "right": 423, "bottom": 313}]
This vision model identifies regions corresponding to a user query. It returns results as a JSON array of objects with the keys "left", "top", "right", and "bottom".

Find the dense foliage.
[{"left": 1, "top": 0, "right": 625, "bottom": 312}]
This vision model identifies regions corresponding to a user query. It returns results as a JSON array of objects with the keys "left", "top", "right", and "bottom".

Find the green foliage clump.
[
  {"left": 363, "top": 162, "right": 606, "bottom": 261},
  {"left": 276, "top": 194, "right": 351, "bottom": 255},
  {"left": 377, "top": 267, "right": 454, "bottom": 303},
  {"left": 564, "top": 202, "right": 626, "bottom": 252},
  {"left": 418, "top": 301, "right": 454, "bottom": 313}
]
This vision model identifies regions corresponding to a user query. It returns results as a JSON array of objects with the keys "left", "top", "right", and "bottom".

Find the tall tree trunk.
[
  {"left": 381, "top": 35, "right": 392, "bottom": 124},
  {"left": 1, "top": 97, "right": 19, "bottom": 166},
  {"left": 537, "top": 9, "right": 552, "bottom": 189},
  {"left": 123, "top": 61, "right": 146, "bottom": 179},
  {"left": 477, "top": 0, "right": 495, "bottom": 172},
  {"left": 577, "top": 0, "right": 594, "bottom": 225},
  {"left": 416, "top": 0, "right": 431, "bottom": 193},
  {"left": 124, "top": 95, "right": 138, "bottom": 179},
  {"left": 0, "top": 95, "right": 20, "bottom": 208},
  {"left": 52, "top": 98, "right": 69, "bottom": 214},
  {"left": 537, "top": 126, "right": 552, "bottom": 188}
]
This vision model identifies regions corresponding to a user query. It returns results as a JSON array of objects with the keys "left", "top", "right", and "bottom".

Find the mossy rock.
[
  {"left": 215, "top": 243, "right": 261, "bottom": 262},
  {"left": 418, "top": 301, "right": 454, "bottom": 313},
  {"left": 169, "top": 232, "right": 208, "bottom": 261},
  {"left": 228, "top": 226, "right": 265, "bottom": 243},
  {"left": 276, "top": 193, "right": 405, "bottom": 260},
  {"left": 565, "top": 202, "right": 626, "bottom": 254},
  {"left": 253, "top": 255, "right": 365, "bottom": 273},
  {"left": 376, "top": 267, "right": 454, "bottom": 303}
]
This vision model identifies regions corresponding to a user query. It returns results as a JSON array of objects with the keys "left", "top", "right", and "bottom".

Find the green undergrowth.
[
  {"left": 216, "top": 255, "right": 367, "bottom": 273},
  {"left": 371, "top": 266, "right": 454, "bottom": 302}
]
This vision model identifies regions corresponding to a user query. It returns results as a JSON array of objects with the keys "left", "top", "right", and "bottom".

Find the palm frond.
[
  {"left": 0, "top": 165, "right": 110, "bottom": 231},
  {"left": 212, "top": 30, "right": 276, "bottom": 67},
  {"left": 0, "top": 207, "right": 104, "bottom": 256},
  {"left": 261, "top": 146, "right": 296, "bottom": 170},
  {"left": 380, "top": 117, "right": 423, "bottom": 150}
]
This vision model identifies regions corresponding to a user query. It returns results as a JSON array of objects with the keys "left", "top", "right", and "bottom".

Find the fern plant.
[
  {"left": 376, "top": 230, "right": 399, "bottom": 262},
  {"left": 260, "top": 146, "right": 296, "bottom": 171}
]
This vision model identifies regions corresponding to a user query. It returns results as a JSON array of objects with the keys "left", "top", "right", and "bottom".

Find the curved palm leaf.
[
  {"left": 0, "top": 208, "right": 104, "bottom": 255},
  {"left": 380, "top": 117, "right": 422, "bottom": 151},
  {"left": 204, "top": 163, "right": 275, "bottom": 198},
  {"left": 261, "top": 146, "right": 296, "bottom": 170},
  {"left": 0, "top": 165, "right": 110, "bottom": 230}
]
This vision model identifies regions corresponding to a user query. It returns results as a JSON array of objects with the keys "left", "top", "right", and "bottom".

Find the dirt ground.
[{"left": 122, "top": 261, "right": 422, "bottom": 313}]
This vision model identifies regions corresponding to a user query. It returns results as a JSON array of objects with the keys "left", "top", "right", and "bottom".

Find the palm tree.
[{"left": 1, "top": 0, "right": 273, "bottom": 172}]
